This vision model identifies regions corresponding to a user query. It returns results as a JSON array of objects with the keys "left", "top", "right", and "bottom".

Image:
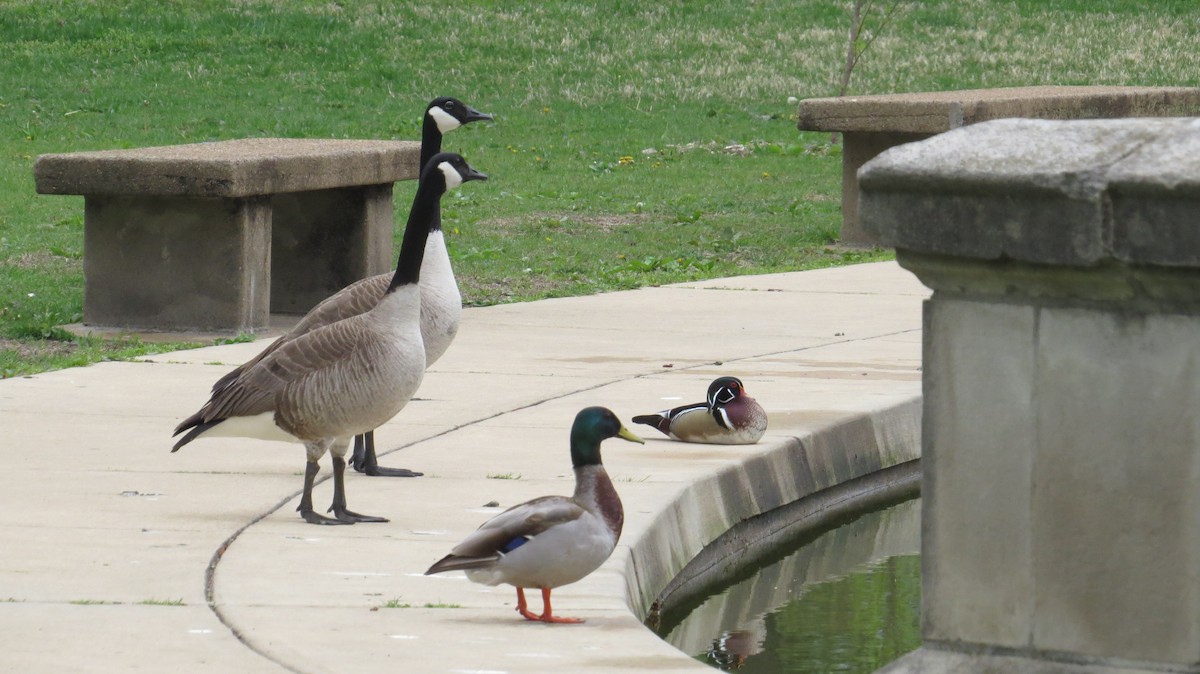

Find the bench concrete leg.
[
  {"left": 269, "top": 184, "right": 394, "bottom": 315},
  {"left": 840, "top": 131, "right": 931, "bottom": 246},
  {"left": 83, "top": 195, "right": 271, "bottom": 333}
]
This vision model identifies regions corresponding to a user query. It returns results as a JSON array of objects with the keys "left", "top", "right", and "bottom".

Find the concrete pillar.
[{"left": 860, "top": 118, "right": 1200, "bottom": 673}]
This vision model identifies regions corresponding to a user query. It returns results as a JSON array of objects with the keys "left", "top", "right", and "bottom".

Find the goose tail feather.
[{"left": 172, "top": 418, "right": 223, "bottom": 452}]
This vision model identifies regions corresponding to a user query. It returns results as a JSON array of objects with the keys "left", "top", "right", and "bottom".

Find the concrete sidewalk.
[{"left": 0, "top": 261, "right": 927, "bottom": 673}]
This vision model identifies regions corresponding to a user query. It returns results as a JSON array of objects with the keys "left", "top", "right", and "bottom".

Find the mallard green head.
[{"left": 570, "top": 406, "right": 644, "bottom": 467}]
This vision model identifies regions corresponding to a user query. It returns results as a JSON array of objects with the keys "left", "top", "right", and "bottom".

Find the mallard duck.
[
  {"left": 171, "top": 153, "right": 488, "bottom": 525},
  {"left": 424, "top": 406, "right": 644, "bottom": 623},
  {"left": 208, "top": 96, "right": 492, "bottom": 479},
  {"left": 632, "top": 376, "right": 767, "bottom": 445}
]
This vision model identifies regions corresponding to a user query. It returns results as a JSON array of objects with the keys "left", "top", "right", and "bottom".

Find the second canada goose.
[
  {"left": 208, "top": 96, "right": 493, "bottom": 479},
  {"left": 172, "top": 153, "right": 488, "bottom": 525}
]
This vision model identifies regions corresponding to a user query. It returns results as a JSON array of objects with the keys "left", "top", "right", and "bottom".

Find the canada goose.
[
  {"left": 632, "top": 376, "right": 767, "bottom": 444},
  {"left": 209, "top": 96, "right": 493, "bottom": 479},
  {"left": 425, "top": 407, "right": 643, "bottom": 623},
  {"left": 172, "top": 153, "right": 488, "bottom": 525}
]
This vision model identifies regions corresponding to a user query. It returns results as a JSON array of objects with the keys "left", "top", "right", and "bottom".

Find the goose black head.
[
  {"left": 570, "top": 406, "right": 644, "bottom": 468},
  {"left": 421, "top": 151, "right": 488, "bottom": 193},
  {"left": 707, "top": 376, "right": 745, "bottom": 408},
  {"left": 426, "top": 96, "right": 494, "bottom": 135}
]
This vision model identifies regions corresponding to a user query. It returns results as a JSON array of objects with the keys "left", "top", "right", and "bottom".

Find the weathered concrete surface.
[
  {"left": 798, "top": 86, "right": 1200, "bottom": 246},
  {"left": 798, "top": 85, "right": 1200, "bottom": 135},
  {"left": 34, "top": 138, "right": 421, "bottom": 198},
  {"left": 862, "top": 118, "right": 1200, "bottom": 673},
  {"left": 35, "top": 139, "right": 420, "bottom": 332},
  {"left": 862, "top": 117, "right": 1200, "bottom": 268},
  {"left": 81, "top": 194, "right": 274, "bottom": 331},
  {"left": 0, "top": 263, "right": 926, "bottom": 674}
]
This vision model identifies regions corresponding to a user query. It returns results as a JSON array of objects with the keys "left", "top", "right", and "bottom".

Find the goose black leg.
[
  {"left": 349, "top": 431, "right": 424, "bottom": 478},
  {"left": 328, "top": 455, "right": 389, "bottom": 523},
  {"left": 298, "top": 459, "right": 349, "bottom": 526}
]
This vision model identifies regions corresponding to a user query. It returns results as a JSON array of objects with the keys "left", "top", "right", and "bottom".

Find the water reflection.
[{"left": 656, "top": 498, "right": 921, "bottom": 672}]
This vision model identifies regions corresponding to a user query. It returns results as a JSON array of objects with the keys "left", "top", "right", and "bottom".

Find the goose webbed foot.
[
  {"left": 299, "top": 506, "right": 352, "bottom": 526},
  {"left": 329, "top": 506, "right": 389, "bottom": 524},
  {"left": 350, "top": 432, "right": 424, "bottom": 478},
  {"left": 365, "top": 465, "right": 424, "bottom": 478}
]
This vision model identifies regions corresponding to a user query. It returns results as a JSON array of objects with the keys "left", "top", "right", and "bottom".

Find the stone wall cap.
[
  {"left": 859, "top": 117, "right": 1190, "bottom": 197},
  {"left": 34, "top": 137, "right": 422, "bottom": 198},
  {"left": 797, "top": 85, "right": 1200, "bottom": 134},
  {"left": 859, "top": 117, "right": 1200, "bottom": 267}
]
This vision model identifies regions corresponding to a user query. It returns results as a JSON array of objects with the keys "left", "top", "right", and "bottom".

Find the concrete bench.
[
  {"left": 797, "top": 85, "right": 1200, "bottom": 245},
  {"left": 34, "top": 138, "right": 420, "bottom": 335}
]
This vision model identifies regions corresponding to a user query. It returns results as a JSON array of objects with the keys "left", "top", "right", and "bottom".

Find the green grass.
[
  {"left": 137, "top": 598, "right": 186, "bottom": 606},
  {"left": 486, "top": 472, "right": 522, "bottom": 480},
  {"left": 2, "top": 0, "right": 1198, "bottom": 375},
  {"left": 378, "top": 599, "right": 461, "bottom": 609}
]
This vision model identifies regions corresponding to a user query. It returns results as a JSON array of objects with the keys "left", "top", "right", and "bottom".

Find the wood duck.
[{"left": 632, "top": 376, "right": 767, "bottom": 445}]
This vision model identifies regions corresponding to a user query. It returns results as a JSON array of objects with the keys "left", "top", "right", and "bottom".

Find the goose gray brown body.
[{"left": 172, "top": 153, "right": 488, "bottom": 525}]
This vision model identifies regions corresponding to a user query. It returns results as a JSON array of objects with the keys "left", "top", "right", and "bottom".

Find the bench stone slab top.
[
  {"left": 34, "top": 137, "right": 421, "bottom": 198},
  {"left": 797, "top": 85, "right": 1200, "bottom": 134}
]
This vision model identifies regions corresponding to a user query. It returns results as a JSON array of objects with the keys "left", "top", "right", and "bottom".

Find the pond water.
[{"left": 653, "top": 498, "right": 921, "bottom": 672}]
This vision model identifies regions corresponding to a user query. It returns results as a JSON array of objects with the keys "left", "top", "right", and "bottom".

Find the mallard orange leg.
[{"left": 515, "top": 587, "right": 584, "bottom": 624}]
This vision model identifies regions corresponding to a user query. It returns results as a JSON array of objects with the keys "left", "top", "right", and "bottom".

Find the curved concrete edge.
[
  {"left": 623, "top": 398, "right": 922, "bottom": 623},
  {"left": 646, "top": 456, "right": 921, "bottom": 630}
]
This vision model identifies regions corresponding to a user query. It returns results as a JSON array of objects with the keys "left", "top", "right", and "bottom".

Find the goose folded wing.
[
  {"left": 203, "top": 319, "right": 367, "bottom": 421},
  {"left": 291, "top": 275, "right": 389, "bottom": 335}
]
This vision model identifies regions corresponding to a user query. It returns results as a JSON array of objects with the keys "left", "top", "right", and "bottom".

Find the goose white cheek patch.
[
  {"left": 439, "top": 161, "right": 463, "bottom": 190},
  {"left": 428, "top": 106, "right": 462, "bottom": 134}
]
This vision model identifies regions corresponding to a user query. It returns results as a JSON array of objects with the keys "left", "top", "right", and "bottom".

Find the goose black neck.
[
  {"left": 386, "top": 176, "right": 441, "bottom": 293},
  {"left": 420, "top": 115, "right": 445, "bottom": 233},
  {"left": 420, "top": 113, "right": 444, "bottom": 168}
]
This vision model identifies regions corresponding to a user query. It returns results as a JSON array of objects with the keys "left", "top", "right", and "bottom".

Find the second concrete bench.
[
  {"left": 34, "top": 137, "right": 420, "bottom": 336},
  {"left": 797, "top": 85, "right": 1200, "bottom": 245}
]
